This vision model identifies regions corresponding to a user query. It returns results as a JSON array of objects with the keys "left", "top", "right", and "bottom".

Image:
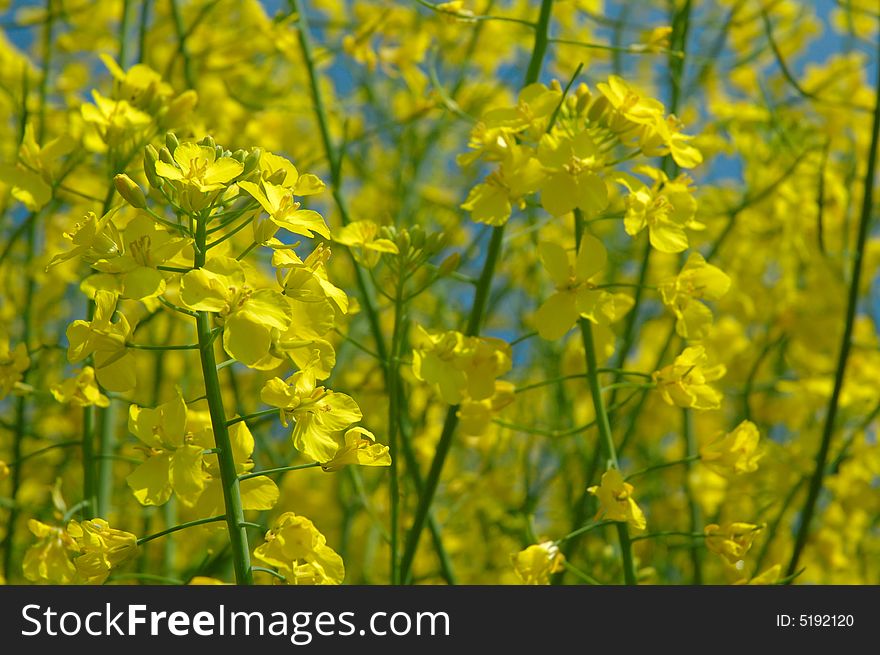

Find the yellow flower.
[
  {"left": 81, "top": 90, "right": 153, "bottom": 147},
  {"left": 179, "top": 256, "right": 292, "bottom": 366},
  {"left": 412, "top": 326, "right": 512, "bottom": 404},
  {"left": 126, "top": 393, "right": 211, "bottom": 506},
  {"left": 65, "top": 290, "right": 136, "bottom": 392},
  {"left": 736, "top": 564, "right": 781, "bottom": 585},
  {"left": 238, "top": 178, "right": 330, "bottom": 240},
  {"left": 50, "top": 366, "right": 109, "bottom": 408},
  {"left": 457, "top": 380, "right": 516, "bottom": 436},
  {"left": 260, "top": 370, "right": 363, "bottom": 463},
  {"left": 22, "top": 519, "right": 77, "bottom": 584},
  {"left": 479, "top": 83, "right": 562, "bottom": 135},
  {"left": 659, "top": 252, "right": 730, "bottom": 339},
  {"left": 273, "top": 244, "right": 349, "bottom": 315},
  {"left": 461, "top": 142, "right": 544, "bottom": 226},
  {"left": 0, "top": 124, "right": 74, "bottom": 211},
  {"left": 0, "top": 332, "right": 29, "bottom": 400},
  {"left": 254, "top": 151, "right": 325, "bottom": 195},
  {"left": 46, "top": 208, "right": 121, "bottom": 270},
  {"left": 597, "top": 75, "right": 666, "bottom": 126},
  {"left": 334, "top": 220, "right": 399, "bottom": 267},
  {"left": 705, "top": 522, "right": 762, "bottom": 565},
  {"left": 535, "top": 236, "right": 606, "bottom": 340},
  {"left": 700, "top": 420, "right": 762, "bottom": 476},
  {"left": 617, "top": 167, "right": 698, "bottom": 253},
  {"left": 510, "top": 542, "right": 565, "bottom": 585},
  {"left": 588, "top": 469, "right": 647, "bottom": 530},
  {"left": 321, "top": 427, "right": 391, "bottom": 472},
  {"left": 536, "top": 130, "right": 608, "bottom": 217},
  {"left": 66, "top": 518, "right": 138, "bottom": 584},
  {"left": 653, "top": 345, "right": 725, "bottom": 410},
  {"left": 193, "top": 422, "right": 279, "bottom": 517},
  {"left": 154, "top": 141, "right": 243, "bottom": 212},
  {"left": 253, "top": 512, "right": 344, "bottom": 585},
  {"left": 84, "top": 212, "right": 191, "bottom": 300}
]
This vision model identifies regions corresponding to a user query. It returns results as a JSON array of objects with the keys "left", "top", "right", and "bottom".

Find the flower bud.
[
  {"left": 114, "top": 174, "right": 147, "bottom": 209},
  {"left": 158, "top": 146, "right": 174, "bottom": 165}
]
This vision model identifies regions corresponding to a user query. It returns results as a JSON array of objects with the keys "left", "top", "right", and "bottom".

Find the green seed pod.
[
  {"left": 143, "top": 145, "right": 161, "bottom": 188},
  {"left": 409, "top": 225, "right": 425, "bottom": 250},
  {"left": 588, "top": 95, "right": 609, "bottom": 123},
  {"left": 165, "top": 132, "right": 180, "bottom": 153},
  {"left": 114, "top": 174, "right": 147, "bottom": 209},
  {"left": 267, "top": 169, "right": 287, "bottom": 185},
  {"left": 242, "top": 148, "right": 262, "bottom": 176},
  {"left": 438, "top": 251, "right": 461, "bottom": 276}
]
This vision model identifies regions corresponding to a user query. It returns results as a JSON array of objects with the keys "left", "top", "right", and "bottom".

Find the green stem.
[
  {"left": 225, "top": 408, "right": 278, "bottom": 426},
  {"left": 136, "top": 514, "right": 225, "bottom": 545},
  {"left": 786, "top": 35, "right": 880, "bottom": 577},
  {"left": 238, "top": 462, "right": 320, "bottom": 482},
  {"left": 96, "top": 399, "right": 116, "bottom": 518},
  {"left": 625, "top": 455, "right": 700, "bottom": 481},
  {"left": 128, "top": 342, "right": 200, "bottom": 351},
  {"left": 387, "top": 277, "right": 405, "bottom": 584},
  {"left": 2, "top": 0, "right": 54, "bottom": 582},
  {"left": 398, "top": 0, "right": 555, "bottom": 584},
  {"left": 289, "top": 0, "right": 389, "bottom": 369},
  {"left": 169, "top": 0, "right": 195, "bottom": 88},
  {"left": 118, "top": 0, "right": 134, "bottom": 66},
  {"left": 682, "top": 408, "right": 702, "bottom": 585},
  {"left": 194, "top": 216, "right": 253, "bottom": 584},
  {"left": 555, "top": 520, "right": 613, "bottom": 544},
  {"left": 576, "top": 211, "right": 637, "bottom": 586}
]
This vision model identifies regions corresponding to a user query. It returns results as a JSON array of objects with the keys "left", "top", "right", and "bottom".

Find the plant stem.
[
  {"left": 682, "top": 408, "right": 702, "bottom": 584},
  {"left": 194, "top": 215, "right": 253, "bottom": 584},
  {"left": 137, "top": 514, "right": 225, "bottom": 545},
  {"left": 289, "top": 0, "right": 389, "bottom": 368},
  {"left": 225, "top": 408, "right": 278, "bottom": 426},
  {"left": 238, "top": 462, "right": 320, "bottom": 482},
  {"left": 398, "top": 0, "right": 555, "bottom": 584},
  {"left": 786, "top": 35, "right": 880, "bottom": 577},
  {"left": 575, "top": 210, "right": 638, "bottom": 585},
  {"left": 387, "top": 275, "right": 405, "bottom": 583}
]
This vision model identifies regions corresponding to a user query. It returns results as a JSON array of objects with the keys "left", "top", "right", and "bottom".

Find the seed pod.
[
  {"left": 143, "top": 145, "right": 161, "bottom": 188},
  {"left": 242, "top": 148, "right": 262, "bottom": 176},
  {"left": 267, "top": 169, "right": 287, "bottom": 185},
  {"left": 588, "top": 95, "right": 609, "bottom": 123},
  {"left": 438, "top": 251, "right": 460, "bottom": 276},
  {"left": 409, "top": 225, "right": 425, "bottom": 250},
  {"left": 165, "top": 132, "right": 180, "bottom": 153},
  {"left": 114, "top": 174, "right": 147, "bottom": 209}
]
